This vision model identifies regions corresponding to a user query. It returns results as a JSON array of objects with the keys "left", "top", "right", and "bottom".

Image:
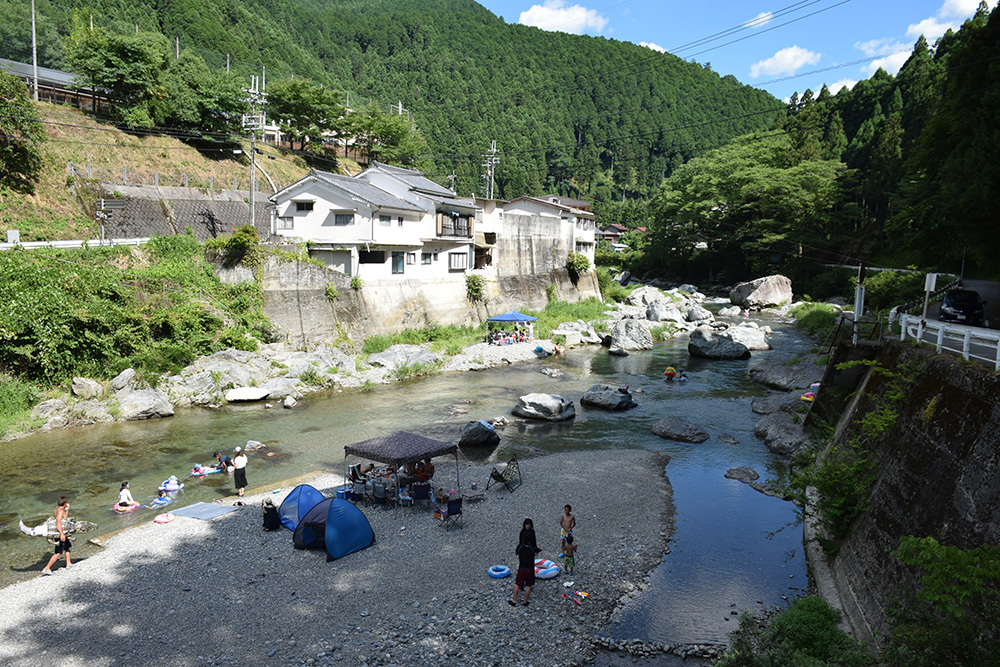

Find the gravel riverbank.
[{"left": 0, "top": 449, "right": 672, "bottom": 667}]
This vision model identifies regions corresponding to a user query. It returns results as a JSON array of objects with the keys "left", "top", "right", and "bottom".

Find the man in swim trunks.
[
  {"left": 42, "top": 496, "right": 72, "bottom": 574},
  {"left": 560, "top": 504, "right": 576, "bottom": 551}
]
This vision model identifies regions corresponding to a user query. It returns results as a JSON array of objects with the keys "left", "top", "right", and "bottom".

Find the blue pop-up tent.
[
  {"left": 486, "top": 310, "right": 538, "bottom": 323},
  {"left": 293, "top": 497, "right": 375, "bottom": 560},
  {"left": 278, "top": 484, "right": 326, "bottom": 531}
]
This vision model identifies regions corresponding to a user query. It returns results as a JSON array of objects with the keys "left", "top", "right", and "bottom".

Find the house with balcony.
[{"left": 269, "top": 167, "right": 477, "bottom": 279}]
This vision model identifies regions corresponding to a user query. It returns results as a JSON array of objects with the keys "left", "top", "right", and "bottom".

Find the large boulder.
[
  {"left": 687, "top": 327, "right": 751, "bottom": 360},
  {"left": 625, "top": 286, "right": 666, "bottom": 307},
  {"left": 72, "top": 377, "right": 104, "bottom": 399},
  {"left": 749, "top": 358, "right": 822, "bottom": 391},
  {"left": 725, "top": 323, "right": 771, "bottom": 350},
  {"left": 111, "top": 368, "right": 136, "bottom": 392},
  {"left": 367, "top": 344, "right": 442, "bottom": 370},
  {"left": 459, "top": 419, "right": 502, "bottom": 447},
  {"left": 751, "top": 393, "right": 800, "bottom": 415},
  {"left": 580, "top": 384, "right": 638, "bottom": 411},
  {"left": 718, "top": 305, "right": 742, "bottom": 317},
  {"left": 553, "top": 320, "right": 602, "bottom": 344},
  {"left": 647, "top": 301, "right": 686, "bottom": 323},
  {"left": 754, "top": 412, "right": 809, "bottom": 456},
  {"left": 512, "top": 393, "right": 576, "bottom": 422},
  {"left": 608, "top": 319, "right": 653, "bottom": 351},
  {"left": 686, "top": 304, "right": 714, "bottom": 323},
  {"left": 729, "top": 275, "right": 793, "bottom": 309},
  {"left": 119, "top": 389, "right": 174, "bottom": 421},
  {"left": 652, "top": 417, "right": 710, "bottom": 443}
]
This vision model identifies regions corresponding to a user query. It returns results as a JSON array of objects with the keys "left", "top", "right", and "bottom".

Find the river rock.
[
  {"left": 119, "top": 388, "right": 175, "bottom": 421},
  {"left": 751, "top": 393, "right": 799, "bottom": 415},
  {"left": 72, "top": 377, "right": 104, "bottom": 399},
  {"left": 111, "top": 368, "right": 136, "bottom": 392},
  {"left": 31, "top": 398, "right": 67, "bottom": 421},
  {"left": 729, "top": 275, "right": 793, "bottom": 309},
  {"left": 718, "top": 305, "right": 741, "bottom": 317},
  {"left": 459, "top": 419, "right": 501, "bottom": 447},
  {"left": 717, "top": 433, "right": 740, "bottom": 444},
  {"left": 687, "top": 327, "right": 751, "bottom": 360},
  {"left": 72, "top": 399, "right": 114, "bottom": 424},
  {"left": 512, "top": 393, "right": 576, "bottom": 421},
  {"left": 553, "top": 320, "right": 602, "bottom": 344},
  {"left": 283, "top": 395, "right": 297, "bottom": 408},
  {"left": 725, "top": 466, "right": 760, "bottom": 483},
  {"left": 686, "top": 304, "right": 714, "bottom": 323},
  {"left": 609, "top": 347, "right": 629, "bottom": 356},
  {"left": 647, "top": 301, "right": 685, "bottom": 323},
  {"left": 626, "top": 286, "right": 667, "bottom": 307},
  {"left": 245, "top": 440, "right": 267, "bottom": 451},
  {"left": 749, "top": 359, "right": 822, "bottom": 391},
  {"left": 652, "top": 417, "right": 710, "bottom": 443},
  {"left": 225, "top": 387, "right": 270, "bottom": 402},
  {"left": 725, "top": 323, "right": 771, "bottom": 350},
  {"left": 367, "top": 344, "right": 442, "bottom": 370},
  {"left": 580, "top": 384, "right": 638, "bottom": 411},
  {"left": 609, "top": 319, "right": 653, "bottom": 351},
  {"left": 754, "top": 412, "right": 809, "bottom": 456}
]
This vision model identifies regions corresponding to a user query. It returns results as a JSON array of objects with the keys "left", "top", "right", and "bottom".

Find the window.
[
  {"left": 380, "top": 215, "right": 391, "bottom": 226},
  {"left": 391, "top": 251, "right": 405, "bottom": 274},
  {"left": 295, "top": 201, "right": 313, "bottom": 212},
  {"left": 421, "top": 252, "right": 432, "bottom": 265},
  {"left": 277, "top": 217, "right": 293, "bottom": 230},
  {"left": 433, "top": 251, "right": 439, "bottom": 261},
  {"left": 448, "top": 251, "right": 468, "bottom": 271},
  {"left": 334, "top": 213, "right": 354, "bottom": 226},
  {"left": 406, "top": 252, "right": 416, "bottom": 265},
  {"left": 359, "top": 250, "right": 385, "bottom": 264},
  {"left": 397, "top": 216, "right": 404, "bottom": 227}
]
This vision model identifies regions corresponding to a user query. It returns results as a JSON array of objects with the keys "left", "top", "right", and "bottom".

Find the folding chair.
[
  {"left": 436, "top": 497, "right": 463, "bottom": 530},
  {"left": 412, "top": 483, "right": 432, "bottom": 509},
  {"left": 486, "top": 454, "right": 522, "bottom": 492},
  {"left": 351, "top": 481, "right": 368, "bottom": 506},
  {"left": 348, "top": 464, "right": 367, "bottom": 484},
  {"left": 372, "top": 482, "right": 388, "bottom": 508}
]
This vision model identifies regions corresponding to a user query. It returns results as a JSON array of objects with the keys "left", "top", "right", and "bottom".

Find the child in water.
[{"left": 151, "top": 490, "right": 172, "bottom": 507}]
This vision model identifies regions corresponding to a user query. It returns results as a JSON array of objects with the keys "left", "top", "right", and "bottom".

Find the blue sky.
[{"left": 476, "top": 0, "right": 997, "bottom": 100}]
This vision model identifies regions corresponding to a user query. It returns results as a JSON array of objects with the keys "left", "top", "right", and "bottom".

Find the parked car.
[{"left": 939, "top": 289, "right": 986, "bottom": 326}]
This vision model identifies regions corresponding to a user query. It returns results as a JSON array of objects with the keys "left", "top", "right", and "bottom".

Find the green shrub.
[
  {"left": 299, "top": 368, "right": 324, "bottom": 386},
  {"left": 789, "top": 302, "right": 840, "bottom": 345},
  {"left": 649, "top": 323, "right": 676, "bottom": 341},
  {"left": 525, "top": 297, "right": 608, "bottom": 339},
  {"left": 546, "top": 283, "right": 557, "bottom": 303},
  {"left": 596, "top": 266, "right": 631, "bottom": 302},
  {"left": 0, "top": 378, "right": 40, "bottom": 438},
  {"left": 351, "top": 275, "right": 362, "bottom": 290},
  {"left": 325, "top": 283, "right": 340, "bottom": 300},
  {"left": 205, "top": 225, "right": 262, "bottom": 269},
  {"left": 566, "top": 251, "right": 590, "bottom": 281},
  {"left": 717, "top": 597, "right": 868, "bottom": 667},
  {"left": 856, "top": 271, "right": 932, "bottom": 313},
  {"left": 466, "top": 274, "right": 487, "bottom": 302}
]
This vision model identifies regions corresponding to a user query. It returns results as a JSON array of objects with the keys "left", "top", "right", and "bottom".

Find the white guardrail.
[
  {"left": 0, "top": 238, "right": 152, "bottom": 251},
  {"left": 898, "top": 313, "right": 1000, "bottom": 371}
]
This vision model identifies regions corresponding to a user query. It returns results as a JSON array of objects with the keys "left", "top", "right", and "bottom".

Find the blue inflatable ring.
[{"left": 488, "top": 565, "right": 511, "bottom": 579}]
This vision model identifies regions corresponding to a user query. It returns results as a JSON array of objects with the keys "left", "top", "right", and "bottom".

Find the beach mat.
[{"left": 171, "top": 502, "right": 239, "bottom": 520}]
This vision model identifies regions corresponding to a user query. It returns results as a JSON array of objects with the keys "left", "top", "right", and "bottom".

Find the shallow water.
[{"left": 0, "top": 315, "right": 813, "bottom": 646}]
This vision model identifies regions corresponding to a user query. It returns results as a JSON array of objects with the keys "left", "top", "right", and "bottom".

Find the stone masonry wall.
[{"left": 821, "top": 340, "right": 1000, "bottom": 643}]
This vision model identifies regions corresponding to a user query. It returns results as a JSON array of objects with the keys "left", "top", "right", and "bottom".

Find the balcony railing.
[{"left": 440, "top": 221, "right": 472, "bottom": 238}]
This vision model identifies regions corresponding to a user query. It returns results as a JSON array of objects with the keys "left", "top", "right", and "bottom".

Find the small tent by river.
[
  {"left": 293, "top": 497, "right": 375, "bottom": 560},
  {"left": 278, "top": 483, "right": 326, "bottom": 531}
]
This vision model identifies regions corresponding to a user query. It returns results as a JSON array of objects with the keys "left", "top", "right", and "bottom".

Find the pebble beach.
[{"left": 0, "top": 449, "right": 673, "bottom": 667}]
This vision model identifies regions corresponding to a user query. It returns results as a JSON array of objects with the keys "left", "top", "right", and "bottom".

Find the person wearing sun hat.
[{"left": 232, "top": 446, "right": 248, "bottom": 497}]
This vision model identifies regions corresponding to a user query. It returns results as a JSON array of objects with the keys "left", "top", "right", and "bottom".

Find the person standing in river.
[
  {"left": 41, "top": 496, "right": 72, "bottom": 574},
  {"left": 233, "top": 446, "right": 248, "bottom": 497}
]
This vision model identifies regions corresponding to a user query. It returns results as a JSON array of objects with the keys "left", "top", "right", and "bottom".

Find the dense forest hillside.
[{"left": 0, "top": 0, "right": 780, "bottom": 204}]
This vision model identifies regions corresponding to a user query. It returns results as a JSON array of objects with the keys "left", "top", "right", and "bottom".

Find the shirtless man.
[
  {"left": 41, "top": 496, "right": 72, "bottom": 574},
  {"left": 560, "top": 504, "right": 576, "bottom": 552}
]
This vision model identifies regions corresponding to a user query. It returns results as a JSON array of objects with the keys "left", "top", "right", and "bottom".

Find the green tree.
[
  {"left": 0, "top": 71, "right": 45, "bottom": 193},
  {"left": 267, "top": 78, "right": 348, "bottom": 151},
  {"left": 153, "top": 50, "right": 247, "bottom": 135},
  {"left": 354, "top": 104, "right": 428, "bottom": 166}
]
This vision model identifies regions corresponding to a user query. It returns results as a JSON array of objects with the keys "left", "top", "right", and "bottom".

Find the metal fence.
[
  {"left": 69, "top": 162, "right": 245, "bottom": 190},
  {"left": 897, "top": 314, "right": 1000, "bottom": 371}
]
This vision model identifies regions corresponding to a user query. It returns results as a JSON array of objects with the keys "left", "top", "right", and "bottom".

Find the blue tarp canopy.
[
  {"left": 278, "top": 484, "right": 326, "bottom": 531},
  {"left": 486, "top": 310, "right": 538, "bottom": 322}
]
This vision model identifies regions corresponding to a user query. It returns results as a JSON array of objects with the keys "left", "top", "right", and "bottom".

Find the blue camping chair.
[
  {"left": 436, "top": 497, "right": 463, "bottom": 531},
  {"left": 412, "top": 483, "right": 431, "bottom": 509}
]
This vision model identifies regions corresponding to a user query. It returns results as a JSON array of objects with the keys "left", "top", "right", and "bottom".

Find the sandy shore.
[{"left": 0, "top": 449, "right": 671, "bottom": 667}]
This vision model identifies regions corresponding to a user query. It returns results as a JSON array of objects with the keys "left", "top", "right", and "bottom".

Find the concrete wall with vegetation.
[{"left": 821, "top": 340, "right": 1000, "bottom": 642}]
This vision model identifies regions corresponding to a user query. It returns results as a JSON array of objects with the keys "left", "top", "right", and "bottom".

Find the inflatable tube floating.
[
  {"left": 151, "top": 497, "right": 172, "bottom": 507},
  {"left": 159, "top": 476, "right": 184, "bottom": 491},
  {"left": 112, "top": 501, "right": 141, "bottom": 514},
  {"left": 663, "top": 366, "right": 676, "bottom": 379},
  {"left": 800, "top": 391, "right": 816, "bottom": 402},
  {"left": 153, "top": 513, "right": 175, "bottom": 524},
  {"left": 191, "top": 466, "right": 222, "bottom": 477},
  {"left": 534, "top": 558, "right": 561, "bottom": 579},
  {"left": 488, "top": 565, "right": 511, "bottom": 579}
]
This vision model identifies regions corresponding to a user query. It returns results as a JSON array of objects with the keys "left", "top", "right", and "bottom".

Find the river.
[{"left": 0, "top": 314, "right": 813, "bottom": 647}]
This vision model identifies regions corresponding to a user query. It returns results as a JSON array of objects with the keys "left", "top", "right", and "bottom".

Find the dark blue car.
[{"left": 939, "top": 289, "right": 986, "bottom": 326}]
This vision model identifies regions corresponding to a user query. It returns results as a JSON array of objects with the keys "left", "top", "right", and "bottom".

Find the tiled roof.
[
  {"left": 369, "top": 162, "right": 454, "bottom": 197},
  {"left": 311, "top": 170, "right": 423, "bottom": 212},
  {"left": 0, "top": 58, "right": 85, "bottom": 90}
]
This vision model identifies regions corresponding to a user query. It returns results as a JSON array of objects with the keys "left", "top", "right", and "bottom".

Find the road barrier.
[{"left": 898, "top": 313, "right": 1000, "bottom": 371}]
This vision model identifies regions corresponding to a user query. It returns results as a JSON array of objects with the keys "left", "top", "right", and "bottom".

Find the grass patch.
[
  {"left": 362, "top": 322, "right": 485, "bottom": 355},
  {"left": 789, "top": 302, "right": 840, "bottom": 345},
  {"left": 596, "top": 266, "right": 632, "bottom": 302},
  {"left": 0, "top": 378, "right": 41, "bottom": 438},
  {"left": 649, "top": 323, "right": 676, "bottom": 342},
  {"left": 525, "top": 297, "right": 609, "bottom": 338}
]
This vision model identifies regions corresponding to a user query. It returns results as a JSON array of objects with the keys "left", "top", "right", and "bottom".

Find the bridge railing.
[
  {"left": 898, "top": 313, "right": 1000, "bottom": 371},
  {"left": 0, "top": 238, "right": 152, "bottom": 252}
]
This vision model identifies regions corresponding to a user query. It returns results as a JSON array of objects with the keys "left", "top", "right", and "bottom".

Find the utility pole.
[
  {"left": 242, "top": 75, "right": 266, "bottom": 233},
  {"left": 175, "top": 36, "right": 179, "bottom": 59},
  {"left": 226, "top": 54, "right": 230, "bottom": 73},
  {"left": 31, "top": 0, "right": 38, "bottom": 101},
  {"left": 481, "top": 140, "right": 499, "bottom": 200},
  {"left": 446, "top": 173, "right": 457, "bottom": 192}
]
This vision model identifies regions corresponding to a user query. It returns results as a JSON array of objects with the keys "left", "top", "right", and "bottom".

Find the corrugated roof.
[
  {"left": 0, "top": 58, "right": 85, "bottom": 90},
  {"left": 311, "top": 170, "right": 423, "bottom": 212},
  {"left": 369, "top": 162, "right": 454, "bottom": 197}
]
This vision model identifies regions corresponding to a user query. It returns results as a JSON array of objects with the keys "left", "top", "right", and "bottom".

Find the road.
[{"left": 922, "top": 278, "right": 998, "bottom": 329}]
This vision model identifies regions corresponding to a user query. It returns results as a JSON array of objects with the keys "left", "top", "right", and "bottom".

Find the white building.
[{"left": 503, "top": 195, "right": 596, "bottom": 266}]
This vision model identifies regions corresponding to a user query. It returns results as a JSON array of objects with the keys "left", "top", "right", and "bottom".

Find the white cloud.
[
  {"left": 863, "top": 51, "right": 911, "bottom": 76},
  {"left": 907, "top": 0, "right": 998, "bottom": 39},
  {"left": 827, "top": 79, "right": 858, "bottom": 94},
  {"left": 749, "top": 46, "right": 821, "bottom": 77},
  {"left": 640, "top": 41, "right": 666, "bottom": 53},
  {"left": 519, "top": 1, "right": 608, "bottom": 34},
  {"left": 746, "top": 11, "right": 773, "bottom": 27},
  {"left": 854, "top": 38, "right": 897, "bottom": 57}
]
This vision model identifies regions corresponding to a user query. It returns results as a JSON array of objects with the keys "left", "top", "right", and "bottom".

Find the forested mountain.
[
  {"left": 648, "top": 2, "right": 1000, "bottom": 283},
  {"left": 0, "top": 0, "right": 780, "bottom": 203}
]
